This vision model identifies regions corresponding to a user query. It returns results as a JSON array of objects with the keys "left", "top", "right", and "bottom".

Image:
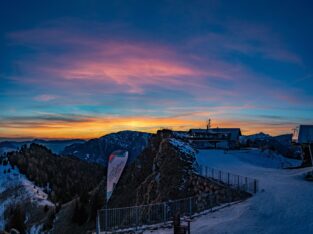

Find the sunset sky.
[{"left": 1, "top": 0, "right": 313, "bottom": 139}]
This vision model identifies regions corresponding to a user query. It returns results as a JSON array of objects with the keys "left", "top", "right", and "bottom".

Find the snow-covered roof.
[{"left": 298, "top": 125, "right": 313, "bottom": 144}]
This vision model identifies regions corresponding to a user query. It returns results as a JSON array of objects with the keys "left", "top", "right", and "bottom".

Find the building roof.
[
  {"left": 189, "top": 128, "right": 241, "bottom": 133},
  {"left": 298, "top": 125, "right": 313, "bottom": 144},
  {"left": 189, "top": 128, "right": 241, "bottom": 140},
  {"left": 273, "top": 134, "right": 293, "bottom": 146},
  {"left": 211, "top": 128, "right": 241, "bottom": 135}
]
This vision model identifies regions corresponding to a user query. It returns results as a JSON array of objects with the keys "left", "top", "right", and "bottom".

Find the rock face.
[
  {"left": 109, "top": 130, "right": 200, "bottom": 207},
  {"left": 62, "top": 131, "right": 151, "bottom": 165},
  {"left": 136, "top": 137, "right": 199, "bottom": 204}
]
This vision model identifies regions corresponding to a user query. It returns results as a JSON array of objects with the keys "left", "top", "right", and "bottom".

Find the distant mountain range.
[
  {"left": 1, "top": 129, "right": 204, "bottom": 233},
  {"left": 0, "top": 139, "right": 85, "bottom": 154},
  {"left": 61, "top": 130, "right": 152, "bottom": 165},
  {"left": 0, "top": 131, "right": 152, "bottom": 166}
]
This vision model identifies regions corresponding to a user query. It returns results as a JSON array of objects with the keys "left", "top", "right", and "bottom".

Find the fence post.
[
  {"left": 227, "top": 172, "right": 230, "bottom": 185},
  {"left": 237, "top": 175, "right": 240, "bottom": 190},
  {"left": 254, "top": 179, "right": 257, "bottom": 193},
  {"left": 211, "top": 168, "right": 214, "bottom": 178},
  {"left": 205, "top": 166, "right": 208, "bottom": 178},
  {"left": 96, "top": 210, "right": 100, "bottom": 234},
  {"left": 245, "top": 177, "right": 248, "bottom": 192},
  {"left": 189, "top": 197, "right": 192, "bottom": 217},
  {"left": 219, "top": 170, "right": 221, "bottom": 181},
  {"left": 136, "top": 206, "right": 139, "bottom": 230},
  {"left": 163, "top": 202, "right": 166, "bottom": 223},
  {"left": 105, "top": 208, "right": 108, "bottom": 232}
]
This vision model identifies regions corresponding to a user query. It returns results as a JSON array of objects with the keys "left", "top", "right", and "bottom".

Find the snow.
[
  {"left": 29, "top": 223, "right": 44, "bottom": 234},
  {"left": 216, "top": 141, "right": 229, "bottom": 149},
  {"left": 169, "top": 139, "right": 196, "bottom": 156},
  {"left": 168, "top": 139, "right": 199, "bottom": 172},
  {"left": 145, "top": 149, "right": 313, "bottom": 234},
  {"left": 197, "top": 149, "right": 302, "bottom": 169},
  {"left": 240, "top": 132, "right": 271, "bottom": 144},
  {"left": 0, "top": 160, "right": 54, "bottom": 230}
]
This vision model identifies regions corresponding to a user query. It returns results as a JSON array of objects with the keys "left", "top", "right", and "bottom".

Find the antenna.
[
  {"left": 292, "top": 126, "right": 299, "bottom": 137},
  {"left": 207, "top": 118, "right": 211, "bottom": 130}
]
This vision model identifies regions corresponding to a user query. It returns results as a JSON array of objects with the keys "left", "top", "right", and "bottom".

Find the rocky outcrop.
[
  {"left": 110, "top": 130, "right": 198, "bottom": 207},
  {"left": 136, "top": 137, "right": 199, "bottom": 204},
  {"left": 189, "top": 175, "right": 250, "bottom": 210}
]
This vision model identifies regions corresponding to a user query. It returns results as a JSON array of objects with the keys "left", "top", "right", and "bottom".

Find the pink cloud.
[
  {"left": 34, "top": 94, "right": 58, "bottom": 102},
  {"left": 8, "top": 26, "right": 241, "bottom": 94},
  {"left": 6, "top": 20, "right": 304, "bottom": 106}
]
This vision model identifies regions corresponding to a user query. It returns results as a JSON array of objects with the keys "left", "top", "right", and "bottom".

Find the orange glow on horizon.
[{"left": 0, "top": 116, "right": 295, "bottom": 140}]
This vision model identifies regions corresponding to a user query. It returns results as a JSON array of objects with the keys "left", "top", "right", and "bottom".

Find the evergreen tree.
[
  {"left": 90, "top": 190, "right": 105, "bottom": 220},
  {"left": 6, "top": 205, "right": 26, "bottom": 234},
  {"left": 72, "top": 200, "right": 79, "bottom": 223}
]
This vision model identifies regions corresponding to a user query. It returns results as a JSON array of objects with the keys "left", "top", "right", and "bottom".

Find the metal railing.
[
  {"left": 96, "top": 165, "right": 259, "bottom": 233},
  {"left": 197, "top": 165, "right": 258, "bottom": 194}
]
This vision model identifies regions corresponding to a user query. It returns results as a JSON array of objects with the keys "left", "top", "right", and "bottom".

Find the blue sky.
[{"left": 1, "top": 0, "right": 313, "bottom": 139}]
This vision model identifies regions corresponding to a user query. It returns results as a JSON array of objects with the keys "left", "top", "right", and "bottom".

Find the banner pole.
[{"left": 105, "top": 164, "right": 108, "bottom": 234}]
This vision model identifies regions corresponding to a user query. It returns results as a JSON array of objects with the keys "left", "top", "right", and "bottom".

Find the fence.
[
  {"left": 197, "top": 165, "right": 258, "bottom": 194},
  {"left": 97, "top": 165, "right": 258, "bottom": 233}
]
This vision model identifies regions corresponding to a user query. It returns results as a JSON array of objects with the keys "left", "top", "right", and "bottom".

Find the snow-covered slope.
[
  {"left": 197, "top": 149, "right": 302, "bottom": 169},
  {"left": 0, "top": 161, "right": 54, "bottom": 231},
  {"left": 146, "top": 149, "right": 312, "bottom": 234}
]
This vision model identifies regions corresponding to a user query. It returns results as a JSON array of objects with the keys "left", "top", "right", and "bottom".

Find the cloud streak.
[
  {"left": 2, "top": 18, "right": 311, "bottom": 139},
  {"left": 0, "top": 112, "right": 305, "bottom": 139}
]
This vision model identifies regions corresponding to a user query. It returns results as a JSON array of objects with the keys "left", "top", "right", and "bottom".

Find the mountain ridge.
[{"left": 61, "top": 130, "right": 152, "bottom": 165}]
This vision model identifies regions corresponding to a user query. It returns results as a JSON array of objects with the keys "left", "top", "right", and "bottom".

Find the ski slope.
[{"left": 146, "top": 149, "right": 313, "bottom": 234}]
